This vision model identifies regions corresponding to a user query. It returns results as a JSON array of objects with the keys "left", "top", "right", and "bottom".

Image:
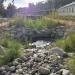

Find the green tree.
[
  {"left": 0, "top": 4, "right": 6, "bottom": 17},
  {"left": 6, "top": 3, "right": 16, "bottom": 17}
]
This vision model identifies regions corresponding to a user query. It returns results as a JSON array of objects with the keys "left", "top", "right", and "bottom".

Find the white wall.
[{"left": 58, "top": 4, "right": 75, "bottom": 16}]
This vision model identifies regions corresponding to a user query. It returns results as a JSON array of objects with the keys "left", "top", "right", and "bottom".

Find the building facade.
[{"left": 58, "top": 2, "right": 75, "bottom": 16}]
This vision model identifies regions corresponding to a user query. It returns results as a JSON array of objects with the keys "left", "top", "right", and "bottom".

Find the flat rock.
[
  {"left": 39, "top": 67, "right": 50, "bottom": 75},
  {"left": 50, "top": 47, "right": 68, "bottom": 58}
]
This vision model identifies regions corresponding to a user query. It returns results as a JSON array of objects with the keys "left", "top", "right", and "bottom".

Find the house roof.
[{"left": 58, "top": 1, "right": 75, "bottom": 9}]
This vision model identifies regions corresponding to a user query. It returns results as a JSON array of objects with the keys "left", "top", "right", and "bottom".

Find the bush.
[
  {"left": 0, "top": 39, "right": 22, "bottom": 66},
  {"left": 56, "top": 39, "right": 65, "bottom": 49},
  {"left": 10, "top": 16, "right": 58, "bottom": 30},
  {"left": 66, "top": 56, "right": 75, "bottom": 75},
  {"left": 56, "top": 34, "right": 75, "bottom": 52},
  {"left": 64, "top": 35, "right": 75, "bottom": 52}
]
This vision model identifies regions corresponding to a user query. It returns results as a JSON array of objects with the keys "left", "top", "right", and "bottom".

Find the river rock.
[
  {"left": 17, "top": 69, "right": 23, "bottom": 74},
  {"left": 39, "top": 67, "right": 50, "bottom": 75},
  {"left": 50, "top": 73, "right": 57, "bottom": 75},
  {"left": 9, "top": 66, "right": 16, "bottom": 72},
  {"left": 60, "top": 69, "right": 70, "bottom": 75},
  {"left": 50, "top": 47, "right": 68, "bottom": 58}
]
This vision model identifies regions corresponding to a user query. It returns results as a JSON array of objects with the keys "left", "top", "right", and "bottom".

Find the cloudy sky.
[{"left": 4, "top": 0, "right": 46, "bottom": 8}]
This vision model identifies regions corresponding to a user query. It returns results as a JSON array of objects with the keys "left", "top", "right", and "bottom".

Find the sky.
[{"left": 4, "top": 0, "right": 46, "bottom": 8}]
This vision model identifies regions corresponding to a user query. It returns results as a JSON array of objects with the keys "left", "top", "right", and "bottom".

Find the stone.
[
  {"left": 15, "top": 58, "right": 23, "bottom": 63},
  {"left": 31, "top": 69, "right": 38, "bottom": 75},
  {"left": 13, "top": 60, "right": 19, "bottom": 66},
  {"left": 18, "top": 69, "right": 23, "bottom": 74},
  {"left": 20, "top": 56, "right": 28, "bottom": 62},
  {"left": 50, "top": 47, "right": 68, "bottom": 58},
  {"left": 25, "top": 61, "right": 33, "bottom": 68},
  {"left": 21, "top": 63, "right": 26, "bottom": 67},
  {"left": 39, "top": 67, "right": 50, "bottom": 75},
  {"left": 50, "top": 73, "right": 57, "bottom": 75},
  {"left": 34, "top": 57, "right": 42, "bottom": 62},
  {"left": 60, "top": 69, "right": 70, "bottom": 75},
  {"left": 9, "top": 66, "right": 16, "bottom": 72},
  {"left": 5, "top": 71, "right": 11, "bottom": 75},
  {"left": 2, "top": 70, "right": 7, "bottom": 75},
  {"left": 16, "top": 65, "right": 22, "bottom": 69},
  {"left": 0, "top": 67, "right": 5, "bottom": 72}
]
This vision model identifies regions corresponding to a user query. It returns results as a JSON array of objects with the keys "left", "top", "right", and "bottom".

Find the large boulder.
[{"left": 50, "top": 47, "right": 68, "bottom": 58}]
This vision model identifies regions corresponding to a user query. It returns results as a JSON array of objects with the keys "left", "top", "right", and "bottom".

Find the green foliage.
[
  {"left": 56, "top": 34, "right": 75, "bottom": 52},
  {"left": 64, "top": 35, "right": 75, "bottom": 52},
  {"left": 0, "top": 4, "right": 6, "bottom": 17},
  {"left": 56, "top": 39, "right": 65, "bottom": 49},
  {"left": 6, "top": 3, "right": 16, "bottom": 17},
  {"left": 10, "top": 16, "right": 58, "bottom": 30},
  {"left": 66, "top": 56, "right": 75, "bottom": 75},
  {"left": 0, "top": 39, "right": 22, "bottom": 66}
]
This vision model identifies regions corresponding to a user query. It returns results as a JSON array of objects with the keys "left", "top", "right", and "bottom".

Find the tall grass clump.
[
  {"left": 10, "top": 16, "right": 58, "bottom": 30},
  {"left": 56, "top": 34, "right": 75, "bottom": 52},
  {"left": 0, "top": 39, "right": 22, "bottom": 66},
  {"left": 66, "top": 56, "right": 75, "bottom": 75},
  {"left": 64, "top": 34, "right": 75, "bottom": 52},
  {"left": 55, "top": 39, "right": 65, "bottom": 49}
]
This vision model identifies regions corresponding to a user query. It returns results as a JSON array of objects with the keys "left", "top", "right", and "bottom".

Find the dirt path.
[
  {"left": 0, "top": 22, "right": 9, "bottom": 27},
  {"left": 45, "top": 17, "right": 75, "bottom": 27}
]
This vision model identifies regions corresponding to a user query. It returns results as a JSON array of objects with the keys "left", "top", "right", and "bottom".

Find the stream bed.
[{"left": 0, "top": 40, "right": 70, "bottom": 75}]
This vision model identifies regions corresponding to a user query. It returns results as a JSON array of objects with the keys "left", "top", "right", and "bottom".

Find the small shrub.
[
  {"left": 0, "top": 39, "right": 22, "bottom": 66},
  {"left": 56, "top": 34, "right": 75, "bottom": 52},
  {"left": 56, "top": 39, "right": 65, "bottom": 49},
  {"left": 64, "top": 35, "right": 75, "bottom": 52},
  {"left": 10, "top": 16, "right": 58, "bottom": 30},
  {"left": 66, "top": 56, "right": 75, "bottom": 75}
]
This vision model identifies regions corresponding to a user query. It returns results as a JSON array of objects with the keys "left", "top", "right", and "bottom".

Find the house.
[{"left": 58, "top": 2, "right": 75, "bottom": 16}]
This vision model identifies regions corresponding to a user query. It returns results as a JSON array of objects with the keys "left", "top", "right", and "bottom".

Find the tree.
[
  {"left": 0, "top": 4, "right": 6, "bottom": 17},
  {"left": 0, "top": 0, "right": 5, "bottom": 4},
  {"left": 6, "top": 3, "right": 16, "bottom": 17}
]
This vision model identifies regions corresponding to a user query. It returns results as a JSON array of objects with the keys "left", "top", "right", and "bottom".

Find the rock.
[
  {"left": 17, "top": 69, "right": 23, "bottom": 74},
  {"left": 50, "top": 73, "right": 57, "bottom": 75},
  {"left": 60, "top": 69, "right": 70, "bottom": 75},
  {"left": 13, "top": 60, "right": 19, "bottom": 66},
  {"left": 20, "top": 56, "right": 28, "bottom": 62},
  {"left": 39, "top": 67, "right": 50, "bottom": 75},
  {"left": 5, "top": 71, "right": 11, "bottom": 75},
  {"left": 50, "top": 47, "right": 68, "bottom": 58},
  {"left": 16, "top": 65, "right": 22, "bottom": 69},
  {"left": 33, "top": 57, "right": 42, "bottom": 62},
  {"left": 15, "top": 58, "right": 23, "bottom": 63},
  {"left": 31, "top": 69, "right": 38, "bottom": 75},
  {"left": 0, "top": 67, "right": 5, "bottom": 72},
  {"left": 9, "top": 66, "right": 16, "bottom": 72},
  {"left": 25, "top": 61, "right": 33, "bottom": 68},
  {"left": 0, "top": 45, "right": 5, "bottom": 55},
  {"left": 2, "top": 70, "right": 7, "bottom": 75}
]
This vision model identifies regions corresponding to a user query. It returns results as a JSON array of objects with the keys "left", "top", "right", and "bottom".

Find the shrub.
[
  {"left": 56, "top": 39, "right": 65, "bottom": 49},
  {"left": 10, "top": 16, "right": 58, "bottom": 30},
  {"left": 0, "top": 39, "right": 22, "bottom": 66},
  {"left": 56, "top": 34, "right": 75, "bottom": 52},
  {"left": 66, "top": 56, "right": 75, "bottom": 75},
  {"left": 64, "top": 35, "right": 75, "bottom": 52}
]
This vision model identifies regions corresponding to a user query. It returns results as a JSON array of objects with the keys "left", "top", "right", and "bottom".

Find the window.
[{"left": 72, "top": 6, "right": 74, "bottom": 13}]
